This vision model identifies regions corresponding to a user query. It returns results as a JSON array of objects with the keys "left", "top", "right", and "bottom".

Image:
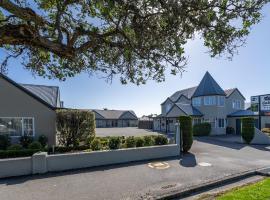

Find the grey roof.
[
  {"left": 224, "top": 88, "right": 236, "bottom": 97},
  {"left": 169, "top": 86, "right": 197, "bottom": 102},
  {"left": 192, "top": 71, "right": 226, "bottom": 98},
  {"left": 175, "top": 103, "right": 203, "bottom": 116},
  {"left": 93, "top": 109, "right": 138, "bottom": 120},
  {"left": 21, "top": 84, "right": 59, "bottom": 108},
  {"left": 227, "top": 110, "right": 255, "bottom": 117}
]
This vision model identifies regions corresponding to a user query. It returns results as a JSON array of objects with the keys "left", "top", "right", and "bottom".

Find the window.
[
  {"left": 232, "top": 100, "right": 241, "bottom": 109},
  {"left": 217, "top": 96, "right": 225, "bottom": 106},
  {"left": 166, "top": 103, "right": 172, "bottom": 113},
  {"left": 218, "top": 118, "right": 225, "bottom": 128},
  {"left": 193, "top": 118, "right": 202, "bottom": 125},
  {"left": 204, "top": 96, "right": 216, "bottom": 105},
  {"left": 192, "top": 97, "right": 201, "bottom": 106},
  {"left": 0, "top": 117, "right": 34, "bottom": 137}
]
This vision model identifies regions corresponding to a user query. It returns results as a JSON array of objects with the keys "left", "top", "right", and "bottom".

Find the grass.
[{"left": 217, "top": 178, "right": 270, "bottom": 200}]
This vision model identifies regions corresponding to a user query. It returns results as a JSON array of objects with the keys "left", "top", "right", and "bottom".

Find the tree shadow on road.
[{"left": 179, "top": 152, "right": 197, "bottom": 167}]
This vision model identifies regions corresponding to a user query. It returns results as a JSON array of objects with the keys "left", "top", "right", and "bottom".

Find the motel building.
[{"left": 153, "top": 72, "right": 270, "bottom": 135}]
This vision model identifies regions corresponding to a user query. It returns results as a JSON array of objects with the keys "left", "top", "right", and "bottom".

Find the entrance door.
[{"left": 236, "top": 119, "right": 241, "bottom": 135}]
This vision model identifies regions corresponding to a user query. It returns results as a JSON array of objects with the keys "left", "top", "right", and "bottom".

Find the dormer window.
[
  {"left": 232, "top": 100, "right": 241, "bottom": 109},
  {"left": 192, "top": 97, "right": 201, "bottom": 106},
  {"left": 204, "top": 96, "right": 216, "bottom": 105},
  {"left": 166, "top": 103, "right": 172, "bottom": 112}
]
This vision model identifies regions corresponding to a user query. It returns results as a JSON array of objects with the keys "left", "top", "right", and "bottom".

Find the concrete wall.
[
  {"left": 0, "top": 145, "right": 180, "bottom": 179},
  {"left": 0, "top": 77, "right": 56, "bottom": 145}
]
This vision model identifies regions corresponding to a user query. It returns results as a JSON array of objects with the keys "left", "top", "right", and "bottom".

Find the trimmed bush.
[
  {"left": 143, "top": 135, "right": 154, "bottom": 146},
  {"left": 20, "top": 135, "right": 33, "bottom": 148},
  {"left": 193, "top": 123, "right": 211, "bottom": 136},
  {"left": 226, "top": 126, "right": 235, "bottom": 134},
  {"left": 241, "top": 117, "right": 255, "bottom": 144},
  {"left": 7, "top": 144, "right": 23, "bottom": 151},
  {"left": 28, "top": 141, "right": 42, "bottom": 150},
  {"left": 0, "top": 135, "right": 11, "bottom": 150},
  {"left": 0, "top": 149, "right": 40, "bottom": 159},
  {"left": 38, "top": 135, "right": 48, "bottom": 147},
  {"left": 90, "top": 138, "right": 102, "bottom": 151},
  {"left": 179, "top": 116, "right": 193, "bottom": 153},
  {"left": 154, "top": 135, "right": 168, "bottom": 145},
  {"left": 56, "top": 109, "right": 96, "bottom": 147},
  {"left": 108, "top": 137, "right": 121, "bottom": 150},
  {"left": 47, "top": 145, "right": 90, "bottom": 154},
  {"left": 135, "top": 137, "right": 144, "bottom": 147},
  {"left": 125, "top": 136, "right": 136, "bottom": 148}
]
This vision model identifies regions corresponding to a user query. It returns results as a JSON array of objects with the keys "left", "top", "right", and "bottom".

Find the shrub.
[
  {"left": 38, "top": 135, "right": 48, "bottom": 147},
  {"left": 90, "top": 138, "right": 102, "bottom": 151},
  {"left": 125, "top": 136, "right": 136, "bottom": 148},
  {"left": 108, "top": 137, "right": 121, "bottom": 150},
  {"left": 241, "top": 117, "right": 255, "bottom": 144},
  {"left": 7, "top": 144, "right": 23, "bottom": 151},
  {"left": 193, "top": 123, "right": 211, "bottom": 136},
  {"left": 0, "top": 149, "right": 40, "bottom": 159},
  {"left": 56, "top": 109, "right": 96, "bottom": 147},
  {"left": 0, "top": 135, "right": 11, "bottom": 150},
  {"left": 179, "top": 116, "right": 193, "bottom": 153},
  {"left": 28, "top": 141, "right": 42, "bottom": 150},
  {"left": 154, "top": 135, "right": 168, "bottom": 145},
  {"left": 135, "top": 137, "right": 144, "bottom": 147},
  {"left": 47, "top": 145, "right": 90, "bottom": 154},
  {"left": 20, "top": 135, "right": 33, "bottom": 148},
  {"left": 143, "top": 135, "right": 154, "bottom": 146},
  {"left": 226, "top": 126, "right": 235, "bottom": 134}
]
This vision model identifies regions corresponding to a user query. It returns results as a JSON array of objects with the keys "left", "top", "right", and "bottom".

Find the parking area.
[{"left": 95, "top": 127, "right": 162, "bottom": 137}]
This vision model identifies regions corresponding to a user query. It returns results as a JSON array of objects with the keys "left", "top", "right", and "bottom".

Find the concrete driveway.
[
  {"left": 96, "top": 127, "right": 162, "bottom": 137},
  {"left": 0, "top": 137, "right": 269, "bottom": 200}
]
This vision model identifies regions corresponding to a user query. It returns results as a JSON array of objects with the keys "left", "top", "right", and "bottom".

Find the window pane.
[
  {"left": 23, "top": 118, "right": 34, "bottom": 136},
  {"left": 0, "top": 118, "right": 22, "bottom": 136}
]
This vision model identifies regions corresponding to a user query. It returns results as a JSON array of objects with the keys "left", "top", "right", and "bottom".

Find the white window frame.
[
  {"left": 192, "top": 97, "right": 201, "bottom": 106},
  {"left": 204, "top": 96, "right": 216, "bottom": 105},
  {"left": 217, "top": 96, "right": 225, "bottom": 107},
  {"left": 218, "top": 118, "right": 225, "bottom": 128},
  {"left": 0, "top": 117, "right": 35, "bottom": 137},
  {"left": 232, "top": 100, "right": 241, "bottom": 109}
]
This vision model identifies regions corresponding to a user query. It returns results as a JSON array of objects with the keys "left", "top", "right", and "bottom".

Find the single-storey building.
[
  {"left": 93, "top": 109, "right": 138, "bottom": 128},
  {"left": 0, "top": 73, "right": 63, "bottom": 145},
  {"left": 153, "top": 71, "right": 270, "bottom": 135}
]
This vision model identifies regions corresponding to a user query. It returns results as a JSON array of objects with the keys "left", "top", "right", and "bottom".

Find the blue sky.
[{"left": 1, "top": 5, "right": 270, "bottom": 117}]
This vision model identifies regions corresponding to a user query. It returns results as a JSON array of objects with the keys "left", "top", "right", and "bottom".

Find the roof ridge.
[{"left": 20, "top": 83, "right": 59, "bottom": 88}]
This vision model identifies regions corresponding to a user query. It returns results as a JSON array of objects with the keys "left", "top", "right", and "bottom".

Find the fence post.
[
  {"left": 175, "top": 122, "right": 182, "bottom": 157},
  {"left": 32, "top": 152, "right": 48, "bottom": 174}
]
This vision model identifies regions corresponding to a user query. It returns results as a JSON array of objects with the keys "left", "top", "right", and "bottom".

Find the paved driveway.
[
  {"left": 96, "top": 127, "right": 162, "bottom": 137},
  {"left": 0, "top": 137, "right": 269, "bottom": 200}
]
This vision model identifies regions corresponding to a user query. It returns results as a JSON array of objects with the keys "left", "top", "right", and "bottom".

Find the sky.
[{"left": 1, "top": 5, "right": 270, "bottom": 117}]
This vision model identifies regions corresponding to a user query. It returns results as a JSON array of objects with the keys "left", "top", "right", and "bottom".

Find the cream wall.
[{"left": 0, "top": 77, "right": 56, "bottom": 145}]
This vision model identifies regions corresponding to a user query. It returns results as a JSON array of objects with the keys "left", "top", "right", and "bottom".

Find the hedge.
[
  {"left": 193, "top": 123, "right": 211, "bottom": 136},
  {"left": 179, "top": 116, "right": 193, "bottom": 153},
  {"left": 241, "top": 117, "right": 255, "bottom": 144},
  {"left": 0, "top": 149, "right": 41, "bottom": 159}
]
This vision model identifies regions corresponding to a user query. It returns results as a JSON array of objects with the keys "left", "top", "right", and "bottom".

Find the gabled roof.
[
  {"left": 21, "top": 84, "right": 60, "bottom": 108},
  {"left": 192, "top": 71, "right": 226, "bottom": 98},
  {"left": 93, "top": 109, "right": 138, "bottom": 120},
  {"left": 170, "top": 86, "right": 197, "bottom": 101},
  {"left": 0, "top": 73, "right": 56, "bottom": 110},
  {"left": 224, "top": 88, "right": 246, "bottom": 100},
  {"left": 175, "top": 103, "right": 203, "bottom": 116},
  {"left": 227, "top": 110, "right": 255, "bottom": 117}
]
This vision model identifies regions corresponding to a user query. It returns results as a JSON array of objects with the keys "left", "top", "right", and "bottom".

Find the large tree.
[{"left": 0, "top": 0, "right": 268, "bottom": 84}]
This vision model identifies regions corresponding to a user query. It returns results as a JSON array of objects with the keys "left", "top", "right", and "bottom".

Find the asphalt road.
[{"left": 0, "top": 136, "right": 269, "bottom": 200}]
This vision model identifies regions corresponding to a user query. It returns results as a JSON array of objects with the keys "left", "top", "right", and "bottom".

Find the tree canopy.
[{"left": 0, "top": 0, "right": 268, "bottom": 84}]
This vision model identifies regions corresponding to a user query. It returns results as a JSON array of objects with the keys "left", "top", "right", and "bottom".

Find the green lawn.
[{"left": 217, "top": 178, "right": 270, "bottom": 200}]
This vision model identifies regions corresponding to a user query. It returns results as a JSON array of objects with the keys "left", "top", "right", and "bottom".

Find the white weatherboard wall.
[{"left": 0, "top": 144, "right": 180, "bottom": 178}]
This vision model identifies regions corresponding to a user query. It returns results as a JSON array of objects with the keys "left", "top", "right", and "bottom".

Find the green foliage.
[
  {"left": 20, "top": 136, "right": 34, "bottom": 148},
  {"left": 0, "top": 1, "right": 268, "bottom": 84},
  {"left": 125, "top": 136, "right": 136, "bottom": 148},
  {"left": 90, "top": 138, "right": 102, "bottom": 151},
  {"left": 193, "top": 123, "right": 211, "bottom": 136},
  {"left": 28, "top": 141, "right": 42, "bottom": 150},
  {"left": 56, "top": 109, "right": 96, "bottom": 147},
  {"left": 143, "top": 135, "right": 154, "bottom": 146},
  {"left": 241, "top": 117, "right": 255, "bottom": 144},
  {"left": 0, "top": 149, "right": 40, "bottom": 159},
  {"left": 108, "top": 137, "right": 121, "bottom": 150},
  {"left": 135, "top": 137, "right": 144, "bottom": 147},
  {"left": 0, "top": 135, "right": 11, "bottom": 150},
  {"left": 38, "top": 135, "right": 48, "bottom": 147},
  {"left": 7, "top": 144, "right": 23, "bottom": 151},
  {"left": 47, "top": 145, "right": 89, "bottom": 154},
  {"left": 226, "top": 126, "right": 235, "bottom": 134},
  {"left": 179, "top": 116, "right": 193, "bottom": 153},
  {"left": 153, "top": 135, "right": 168, "bottom": 145}
]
